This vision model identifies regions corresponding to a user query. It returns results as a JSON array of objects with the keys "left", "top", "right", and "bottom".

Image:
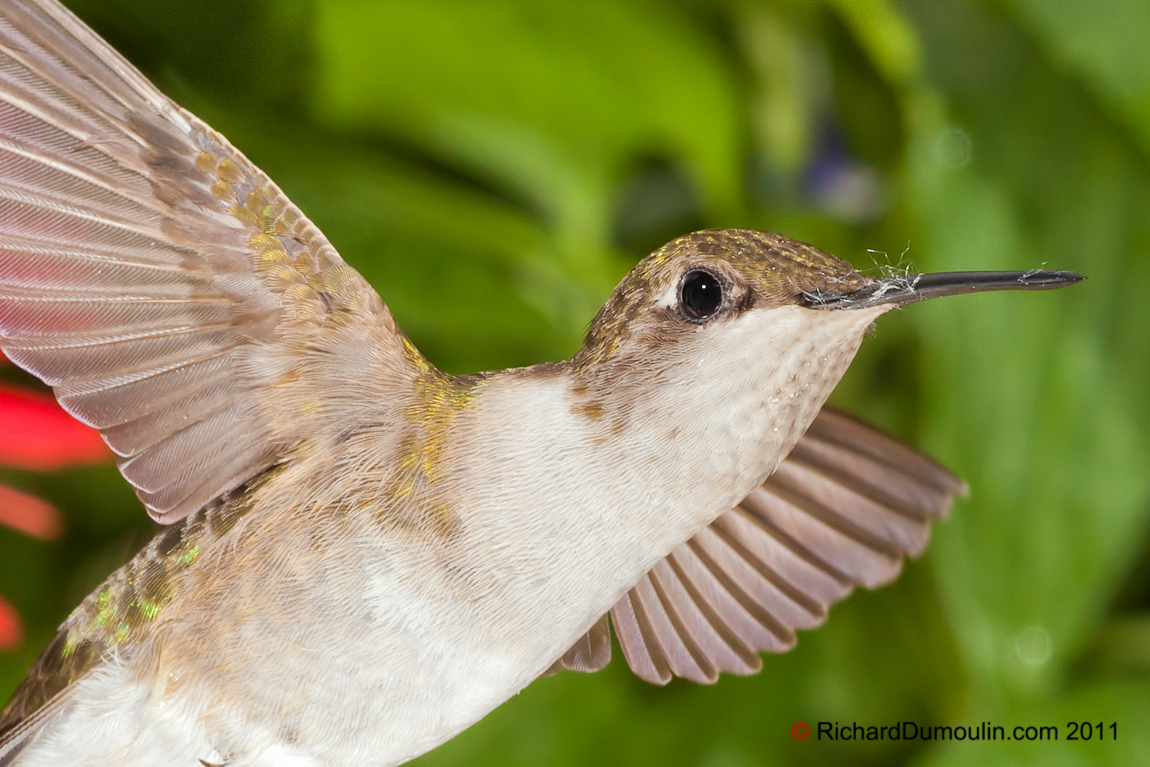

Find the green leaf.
[
  {"left": 1005, "top": 0, "right": 1150, "bottom": 157},
  {"left": 903, "top": 0, "right": 1150, "bottom": 707},
  {"left": 310, "top": 0, "right": 747, "bottom": 342},
  {"left": 312, "top": 0, "right": 745, "bottom": 234}
]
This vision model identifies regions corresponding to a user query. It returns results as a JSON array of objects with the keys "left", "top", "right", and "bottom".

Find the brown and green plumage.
[{"left": 0, "top": 484, "right": 257, "bottom": 734}]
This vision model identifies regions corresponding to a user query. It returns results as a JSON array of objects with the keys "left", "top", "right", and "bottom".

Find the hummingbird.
[{"left": 0, "top": 1, "right": 1083, "bottom": 765}]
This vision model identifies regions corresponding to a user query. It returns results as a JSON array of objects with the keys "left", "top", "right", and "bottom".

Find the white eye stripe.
[{"left": 654, "top": 285, "right": 678, "bottom": 308}]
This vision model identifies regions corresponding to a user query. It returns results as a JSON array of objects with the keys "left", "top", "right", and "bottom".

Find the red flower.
[
  {"left": 0, "top": 384, "right": 108, "bottom": 471},
  {"left": 0, "top": 353, "right": 110, "bottom": 650},
  {"left": 0, "top": 596, "right": 19, "bottom": 650}
]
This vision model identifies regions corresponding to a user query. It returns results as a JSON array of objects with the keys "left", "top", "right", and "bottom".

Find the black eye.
[{"left": 679, "top": 269, "right": 724, "bottom": 321}]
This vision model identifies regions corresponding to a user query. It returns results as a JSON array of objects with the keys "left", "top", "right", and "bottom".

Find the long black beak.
[{"left": 803, "top": 270, "right": 1086, "bottom": 310}]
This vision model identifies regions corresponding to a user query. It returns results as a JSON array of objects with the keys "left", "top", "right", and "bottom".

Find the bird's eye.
[{"left": 679, "top": 269, "right": 724, "bottom": 321}]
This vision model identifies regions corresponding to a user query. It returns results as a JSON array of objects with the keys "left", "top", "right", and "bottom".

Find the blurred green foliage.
[{"left": 1, "top": 0, "right": 1148, "bottom": 764}]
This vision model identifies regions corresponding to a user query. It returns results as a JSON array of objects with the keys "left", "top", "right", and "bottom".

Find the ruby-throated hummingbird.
[{"left": 0, "top": 1, "right": 1083, "bottom": 765}]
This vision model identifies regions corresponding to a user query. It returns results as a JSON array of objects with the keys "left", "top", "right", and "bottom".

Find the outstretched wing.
[
  {"left": 0, "top": 0, "right": 407, "bottom": 522},
  {"left": 553, "top": 407, "right": 966, "bottom": 683}
]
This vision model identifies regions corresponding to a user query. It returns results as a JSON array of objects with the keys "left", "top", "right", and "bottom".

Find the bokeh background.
[{"left": 1, "top": 0, "right": 1149, "bottom": 764}]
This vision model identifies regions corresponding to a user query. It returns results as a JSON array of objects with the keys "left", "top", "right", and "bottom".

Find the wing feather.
[
  {"left": 673, "top": 539, "right": 782, "bottom": 658},
  {"left": 610, "top": 590, "right": 672, "bottom": 685},
  {"left": 0, "top": 0, "right": 406, "bottom": 524},
  {"left": 557, "top": 613, "right": 612, "bottom": 674},
  {"left": 553, "top": 407, "right": 965, "bottom": 684}
]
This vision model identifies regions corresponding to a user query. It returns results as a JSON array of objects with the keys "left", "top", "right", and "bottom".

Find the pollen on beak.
[{"left": 801, "top": 270, "right": 1086, "bottom": 310}]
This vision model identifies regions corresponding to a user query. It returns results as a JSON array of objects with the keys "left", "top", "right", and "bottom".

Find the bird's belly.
[{"left": 15, "top": 585, "right": 527, "bottom": 767}]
